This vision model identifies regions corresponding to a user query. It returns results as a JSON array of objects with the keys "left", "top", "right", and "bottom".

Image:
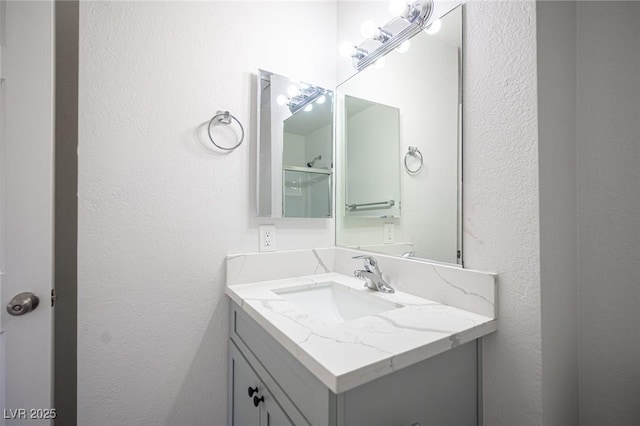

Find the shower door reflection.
[
  {"left": 283, "top": 169, "right": 331, "bottom": 218},
  {"left": 281, "top": 105, "right": 333, "bottom": 217}
]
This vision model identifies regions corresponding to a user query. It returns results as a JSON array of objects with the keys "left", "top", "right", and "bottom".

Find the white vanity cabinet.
[{"left": 228, "top": 301, "right": 479, "bottom": 426}]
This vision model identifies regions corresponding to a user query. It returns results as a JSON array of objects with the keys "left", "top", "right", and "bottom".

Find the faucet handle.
[{"left": 352, "top": 255, "right": 379, "bottom": 272}]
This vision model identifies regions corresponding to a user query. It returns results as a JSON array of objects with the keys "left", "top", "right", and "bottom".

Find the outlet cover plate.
[
  {"left": 259, "top": 225, "right": 276, "bottom": 252},
  {"left": 384, "top": 223, "right": 394, "bottom": 244}
]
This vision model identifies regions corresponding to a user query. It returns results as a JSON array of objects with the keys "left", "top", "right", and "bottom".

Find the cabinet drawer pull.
[
  {"left": 253, "top": 395, "right": 265, "bottom": 407},
  {"left": 248, "top": 386, "right": 259, "bottom": 397}
]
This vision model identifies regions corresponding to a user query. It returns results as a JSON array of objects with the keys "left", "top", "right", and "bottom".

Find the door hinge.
[{"left": 51, "top": 289, "right": 58, "bottom": 307}]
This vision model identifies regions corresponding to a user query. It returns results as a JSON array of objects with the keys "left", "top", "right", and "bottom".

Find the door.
[
  {"left": 0, "top": 1, "right": 55, "bottom": 425},
  {"left": 229, "top": 342, "right": 294, "bottom": 426},
  {"left": 261, "top": 389, "right": 294, "bottom": 426},
  {"left": 229, "top": 343, "right": 260, "bottom": 426}
]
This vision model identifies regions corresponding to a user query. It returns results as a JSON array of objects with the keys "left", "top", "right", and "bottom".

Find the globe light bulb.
[
  {"left": 360, "top": 20, "right": 377, "bottom": 38},
  {"left": 304, "top": 104, "right": 313, "bottom": 112},
  {"left": 339, "top": 41, "right": 354, "bottom": 58},
  {"left": 388, "top": 0, "right": 407, "bottom": 16},
  {"left": 425, "top": 19, "right": 442, "bottom": 35},
  {"left": 276, "top": 95, "right": 287, "bottom": 106},
  {"left": 316, "top": 95, "right": 326, "bottom": 105},
  {"left": 287, "top": 85, "right": 299, "bottom": 97}
]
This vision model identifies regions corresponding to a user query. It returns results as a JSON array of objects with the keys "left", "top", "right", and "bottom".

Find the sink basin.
[{"left": 273, "top": 282, "right": 403, "bottom": 325}]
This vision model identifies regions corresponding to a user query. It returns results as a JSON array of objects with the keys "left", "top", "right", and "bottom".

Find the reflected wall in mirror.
[
  {"left": 345, "top": 95, "right": 401, "bottom": 218},
  {"left": 336, "top": 5, "right": 462, "bottom": 264},
  {"left": 257, "top": 69, "right": 334, "bottom": 218}
]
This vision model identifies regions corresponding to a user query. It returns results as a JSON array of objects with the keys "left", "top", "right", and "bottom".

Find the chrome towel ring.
[
  {"left": 404, "top": 146, "right": 423, "bottom": 174},
  {"left": 207, "top": 110, "right": 244, "bottom": 151}
]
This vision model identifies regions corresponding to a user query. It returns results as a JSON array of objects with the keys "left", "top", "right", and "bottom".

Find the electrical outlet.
[
  {"left": 259, "top": 225, "right": 276, "bottom": 252},
  {"left": 384, "top": 223, "right": 394, "bottom": 244}
]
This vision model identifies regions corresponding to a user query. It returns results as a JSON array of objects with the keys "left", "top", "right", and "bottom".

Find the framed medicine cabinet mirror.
[
  {"left": 256, "top": 69, "right": 334, "bottom": 218},
  {"left": 335, "top": 5, "right": 463, "bottom": 265}
]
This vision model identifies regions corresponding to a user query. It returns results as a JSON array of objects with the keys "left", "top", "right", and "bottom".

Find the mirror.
[
  {"left": 257, "top": 69, "right": 334, "bottom": 218},
  {"left": 336, "top": 5, "right": 462, "bottom": 264}
]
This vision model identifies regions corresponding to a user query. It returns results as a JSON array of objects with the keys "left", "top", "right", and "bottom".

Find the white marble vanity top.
[{"left": 226, "top": 271, "right": 497, "bottom": 393}]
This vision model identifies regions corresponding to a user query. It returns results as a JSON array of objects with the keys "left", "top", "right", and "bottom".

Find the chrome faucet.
[{"left": 353, "top": 255, "right": 395, "bottom": 293}]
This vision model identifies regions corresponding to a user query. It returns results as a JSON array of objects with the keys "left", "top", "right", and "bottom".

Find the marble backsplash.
[{"left": 226, "top": 247, "right": 496, "bottom": 318}]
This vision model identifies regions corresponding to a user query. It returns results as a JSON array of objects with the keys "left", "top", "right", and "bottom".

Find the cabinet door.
[
  {"left": 261, "top": 388, "right": 294, "bottom": 426},
  {"left": 229, "top": 344, "right": 261, "bottom": 426}
]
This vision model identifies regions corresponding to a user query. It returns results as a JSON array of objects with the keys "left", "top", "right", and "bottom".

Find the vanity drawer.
[{"left": 230, "top": 302, "right": 336, "bottom": 426}]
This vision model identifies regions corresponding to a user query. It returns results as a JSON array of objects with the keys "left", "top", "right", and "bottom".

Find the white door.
[{"left": 0, "top": 1, "right": 55, "bottom": 425}]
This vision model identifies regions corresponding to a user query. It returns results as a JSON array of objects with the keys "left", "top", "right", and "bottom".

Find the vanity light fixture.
[
  {"left": 352, "top": 46, "right": 368, "bottom": 60},
  {"left": 401, "top": 0, "right": 434, "bottom": 26},
  {"left": 348, "top": 0, "right": 435, "bottom": 71},
  {"left": 282, "top": 85, "right": 328, "bottom": 114},
  {"left": 373, "top": 27, "right": 393, "bottom": 43}
]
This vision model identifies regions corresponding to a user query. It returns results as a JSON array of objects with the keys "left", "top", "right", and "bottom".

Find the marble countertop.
[{"left": 226, "top": 272, "right": 497, "bottom": 393}]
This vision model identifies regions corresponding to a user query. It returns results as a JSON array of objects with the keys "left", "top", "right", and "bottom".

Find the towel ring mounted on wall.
[
  {"left": 404, "top": 146, "right": 424, "bottom": 174},
  {"left": 207, "top": 110, "right": 244, "bottom": 151}
]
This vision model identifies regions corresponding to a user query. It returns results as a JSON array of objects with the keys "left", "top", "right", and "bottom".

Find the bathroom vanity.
[{"left": 226, "top": 249, "right": 497, "bottom": 426}]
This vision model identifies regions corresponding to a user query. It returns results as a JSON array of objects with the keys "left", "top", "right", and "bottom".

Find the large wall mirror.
[
  {"left": 336, "top": 5, "right": 462, "bottom": 265},
  {"left": 257, "top": 70, "right": 334, "bottom": 218}
]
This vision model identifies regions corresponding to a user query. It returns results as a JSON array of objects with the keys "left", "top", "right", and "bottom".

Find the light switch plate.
[{"left": 259, "top": 225, "right": 276, "bottom": 252}]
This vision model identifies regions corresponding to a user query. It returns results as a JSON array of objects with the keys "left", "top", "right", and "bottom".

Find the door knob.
[
  {"left": 248, "top": 386, "right": 258, "bottom": 397},
  {"left": 6, "top": 292, "right": 39, "bottom": 316},
  {"left": 253, "top": 395, "right": 264, "bottom": 407}
]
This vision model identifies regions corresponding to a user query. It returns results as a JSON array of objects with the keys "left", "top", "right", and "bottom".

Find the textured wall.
[
  {"left": 537, "top": 2, "right": 579, "bottom": 425},
  {"left": 77, "top": 2, "right": 336, "bottom": 424},
  {"left": 463, "top": 1, "right": 542, "bottom": 424},
  {"left": 577, "top": 2, "right": 640, "bottom": 425}
]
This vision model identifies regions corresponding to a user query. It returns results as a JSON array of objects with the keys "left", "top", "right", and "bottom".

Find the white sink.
[{"left": 274, "top": 282, "right": 403, "bottom": 325}]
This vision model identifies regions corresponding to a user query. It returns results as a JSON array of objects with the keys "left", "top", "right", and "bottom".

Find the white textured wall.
[
  {"left": 537, "top": 2, "right": 578, "bottom": 424},
  {"left": 577, "top": 2, "right": 640, "bottom": 425},
  {"left": 463, "top": 1, "right": 542, "bottom": 424},
  {"left": 78, "top": 2, "right": 336, "bottom": 424}
]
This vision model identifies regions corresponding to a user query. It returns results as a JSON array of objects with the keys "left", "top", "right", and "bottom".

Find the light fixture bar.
[
  {"left": 288, "top": 87, "right": 326, "bottom": 113},
  {"left": 351, "top": 0, "right": 435, "bottom": 71},
  {"left": 356, "top": 22, "right": 423, "bottom": 71}
]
